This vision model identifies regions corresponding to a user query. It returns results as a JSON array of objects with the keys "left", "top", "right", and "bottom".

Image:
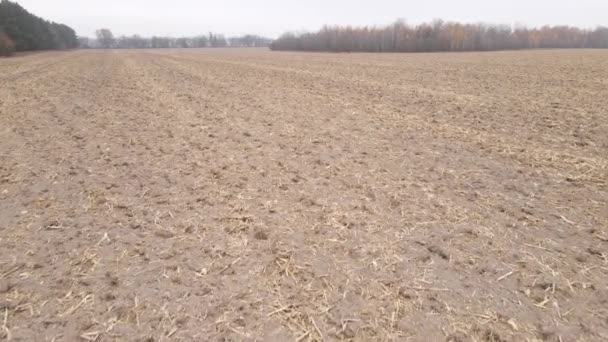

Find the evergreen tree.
[
  {"left": 0, "top": 0, "right": 78, "bottom": 52},
  {"left": 0, "top": 28, "right": 14, "bottom": 56}
]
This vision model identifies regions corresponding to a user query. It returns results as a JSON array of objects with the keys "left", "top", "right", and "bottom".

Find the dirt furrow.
[{"left": 0, "top": 49, "right": 607, "bottom": 341}]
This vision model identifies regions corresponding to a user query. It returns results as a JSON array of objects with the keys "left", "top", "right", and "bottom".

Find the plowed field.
[{"left": 1, "top": 49, "right": 607, "bottom": 341}]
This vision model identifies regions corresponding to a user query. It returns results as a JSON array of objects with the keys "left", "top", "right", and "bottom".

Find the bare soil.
[{"left": 0, "top": 49, "right": 607, "bottom": 341}]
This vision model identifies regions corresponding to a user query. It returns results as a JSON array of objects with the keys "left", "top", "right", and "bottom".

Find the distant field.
[{"left": 0, "top": 48, "right": 607, "bottom": 341}]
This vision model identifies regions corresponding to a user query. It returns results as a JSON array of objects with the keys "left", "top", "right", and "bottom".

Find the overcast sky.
[{"left": 16, "top": 0, "right": 608, "bottom": 38}]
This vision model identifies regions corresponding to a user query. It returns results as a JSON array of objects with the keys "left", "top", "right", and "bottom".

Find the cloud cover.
[{"left": 16, "top": 0, "right": 608, "bottom": 38}]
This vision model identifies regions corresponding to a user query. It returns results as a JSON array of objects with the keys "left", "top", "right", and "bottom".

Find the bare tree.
[
  {"left": 228, "top": 35, "right": 272, "bottom": 47},
  {"left": 208, "top": 32, "right": 228, "bottom": 47},
  {"left": 77, "top": 36, "right": 90, "bottom": 49},
  {"left": 271, "top": 20, "right": 608, "bottom": 52},
  {"left": 96, "top": 29, "right": 115, "bottom": 49},
  {"left": 89, "top": 29, "right": 270, "bottom": 50}
]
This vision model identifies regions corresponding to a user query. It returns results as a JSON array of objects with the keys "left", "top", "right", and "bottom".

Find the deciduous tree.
[
  {"left": 96, "top": 28, "right": 115, "bottom": 48},
  {"left": 270, "top": 20, "right": 608, "bottom": 52}
]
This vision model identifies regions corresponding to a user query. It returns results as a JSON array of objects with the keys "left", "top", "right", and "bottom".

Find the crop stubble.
[{"left": 0, "top": 49, "right": 607, "bottom": 341}]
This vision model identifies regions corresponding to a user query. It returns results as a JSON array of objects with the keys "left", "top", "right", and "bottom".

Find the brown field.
[{"left": 0, "top": 48, "right": 607, "bottom": 341}]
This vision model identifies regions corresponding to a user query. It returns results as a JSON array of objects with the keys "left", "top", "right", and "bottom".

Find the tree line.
[
  {"left": 84, "top": 28, "right": 271, "bottom": 49},
  {"left": 270, "top": 19, "right": 608, "bottom": 52},
  {"left": 0, "top": 0, "right": 77, "bottom": 56}
]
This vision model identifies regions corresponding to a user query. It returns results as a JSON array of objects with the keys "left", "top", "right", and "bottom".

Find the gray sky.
[{"left": 16, "top": 0, "right": 608, "bottom": 38}]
